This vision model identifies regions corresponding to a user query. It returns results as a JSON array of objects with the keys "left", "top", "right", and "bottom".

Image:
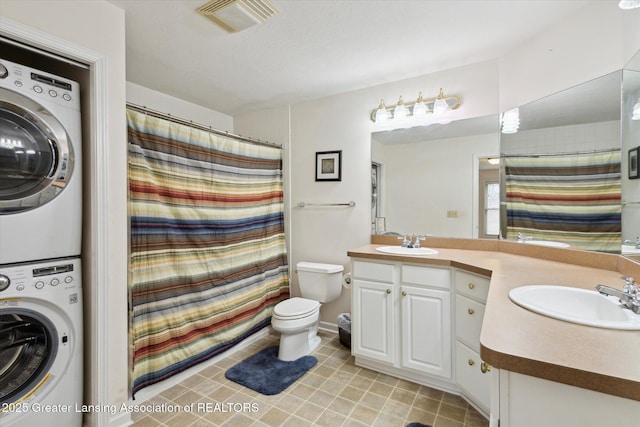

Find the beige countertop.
[{"left": 347, "top": 238, "right": 640, "bottom": 401}]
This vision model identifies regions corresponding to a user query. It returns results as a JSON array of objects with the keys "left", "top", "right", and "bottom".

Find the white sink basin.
[
  {"left": 509, "top": 285, "right": 640, "bottom": 330},
  {"left": 375, "top": 246, "right": 438, "bottom": 256},
  {"left": 520, "top": 240, "right": 570, "bottom": 248},
  {"left": 622, "top": 244, "right": 640, "bottom": 255}
]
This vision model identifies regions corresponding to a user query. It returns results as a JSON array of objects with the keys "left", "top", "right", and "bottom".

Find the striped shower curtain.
[
  {"left": 505, "top": 151, "right": 621, "bottom": 253},
  {"left": 127, "top": 109, "right": 289, "bottom": 396}
]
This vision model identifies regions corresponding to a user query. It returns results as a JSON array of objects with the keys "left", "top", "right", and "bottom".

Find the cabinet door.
[
  {"left": 352, "top": 279, "right": 395, "bottom": 364},
  {"left": 401, "top": 285, "right": 451, "bottom": 379},
  {"left": 456, "top": 341, "right": 491, "bottom": 413}
]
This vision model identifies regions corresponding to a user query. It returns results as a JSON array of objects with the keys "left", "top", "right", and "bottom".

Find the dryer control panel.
[{"left": 0, "top": 257, "right": 81, "bottom": 295}]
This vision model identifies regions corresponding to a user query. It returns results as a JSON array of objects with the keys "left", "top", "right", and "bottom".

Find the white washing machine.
[
  {"left": 0, "top": 257, "right": 83, "bottom": 427},
  {"left": 0, "top": 58, "right": 82, "bottom": 264}
]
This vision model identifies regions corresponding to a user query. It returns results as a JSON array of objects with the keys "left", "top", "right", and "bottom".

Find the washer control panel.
[
  {"left": 0, "top": 58, "right": 80, "bottom": 110},
  {"left": 0, "top": 258, "right": 81, "bottom": 295}
]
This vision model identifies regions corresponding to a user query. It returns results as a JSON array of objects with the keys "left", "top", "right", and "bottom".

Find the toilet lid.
[{"left": 274, "top": 297, "right": 320, "bottom": 319}]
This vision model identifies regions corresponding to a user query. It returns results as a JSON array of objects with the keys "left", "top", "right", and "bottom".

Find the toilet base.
[{"left": 277, "top": 324, "right": 321, "bottom": 361}]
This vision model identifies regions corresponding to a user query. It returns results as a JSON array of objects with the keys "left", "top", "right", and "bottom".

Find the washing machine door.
[
  {"left": 0, "top": 87, "right": 74, "bottom": 213},
  {"left": 0, "top": 308, "right": 58, "bottom": 405}
]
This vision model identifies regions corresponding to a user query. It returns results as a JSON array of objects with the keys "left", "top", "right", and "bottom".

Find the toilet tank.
[{"left": 297, "top": 262, "right": 344, "bottom": 303}]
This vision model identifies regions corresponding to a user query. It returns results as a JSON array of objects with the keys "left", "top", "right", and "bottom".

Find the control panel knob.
[
  {"left": 35, "top": 280, "right": 45, "bottom": 289},
  {"left": 51, "top": 278, "right": 60, "bottom": 286},
  {"left": 0, "top": 274, "right": 10, "bottom": 292},
  {"left": 0, "top": 64, "right": 8, "bottom": 79}
]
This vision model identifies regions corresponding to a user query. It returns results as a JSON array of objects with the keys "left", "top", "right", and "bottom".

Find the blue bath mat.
[{"left": 225, "top": 346, "right": 317, "bottom": 395}]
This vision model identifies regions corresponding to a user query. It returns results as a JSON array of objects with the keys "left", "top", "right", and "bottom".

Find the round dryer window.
[
  {"left": 0, "top": 308, "right": 58, "bottom": 404},
  {"left": 0, "top": 87, "right": 74, "bottom": 213}
]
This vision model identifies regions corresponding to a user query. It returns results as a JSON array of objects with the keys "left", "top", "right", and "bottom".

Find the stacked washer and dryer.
[{"left": 0, "top": 58, "right": 84, "bottom": 426}]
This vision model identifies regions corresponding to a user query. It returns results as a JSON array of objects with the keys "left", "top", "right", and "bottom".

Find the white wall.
[
  {"left": 500, "top": 2, "right": 640, "bottom": 110},
  {"left": 501, "top": 121, "right": 621, "bottom": 155},
  {"left": 1, "top": 1, "right": 127, "bottom": 426},
  {"left": 126, "top": 82, "right": 234, "bottom": 131}
]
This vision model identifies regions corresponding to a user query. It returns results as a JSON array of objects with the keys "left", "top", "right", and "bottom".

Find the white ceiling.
[{"left": 108, "top": 0, "right": 597, "bottom": 116}]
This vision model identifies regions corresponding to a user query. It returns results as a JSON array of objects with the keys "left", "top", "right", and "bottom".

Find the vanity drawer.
[
  {"left": 352, "top": 260, "right": 395, "bottom": 283},
  {"left": 455, "top": 270, "right": 490, "bottom": 302},
  {"left": 402, "top": 265, "right": 450, "bottom": 289},
  {"left": 455, "top": 294, "right": 485, "bottom": 351}
]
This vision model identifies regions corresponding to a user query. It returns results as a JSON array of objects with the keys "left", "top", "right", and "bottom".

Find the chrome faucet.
[
  {"left": 516, "top": 232, "right": 533, "bottom": 242},
  {"left": 398, "top": 234, "right": 427, "bottom": 248},
  {"left": 623, "top": 237, "right": 640, "bottom": 249},
  {"left": 596, "top": 276, "right": 640, "bottom": 314}
]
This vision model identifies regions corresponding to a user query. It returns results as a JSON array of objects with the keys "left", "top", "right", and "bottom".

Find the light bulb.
[
  {"left": 632, "top": 101, "right": 640, "bottom": 121},
  {"left": 433, "top": 88, "right": 448, "bottom": 115},
  {"left": 619, "top": 0, "right": 640, "bottom": 10},
  {"left": 393, "top": 96, "right": 408, "bottom": 120},
  {"left": 374, "top": 99, "right": 390, "bottom": 122},
  {"left": 412, "top": 92, "right": 427, "bottom": 117},
  {"left": 501, "top": 108, "right": 520, "bottom": 134}
]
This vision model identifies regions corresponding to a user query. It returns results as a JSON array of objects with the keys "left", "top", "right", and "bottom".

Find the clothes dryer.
[
  {"left": 0, "top": 257, "right": 83, "bottom": 426},
  {"left": 0, "top": 58, "right": 82, "bottom": 264}
]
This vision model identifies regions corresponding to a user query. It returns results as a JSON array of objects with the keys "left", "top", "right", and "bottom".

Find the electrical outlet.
[{"left": 447, "top": 210, "right": 458, "bottom": 218}]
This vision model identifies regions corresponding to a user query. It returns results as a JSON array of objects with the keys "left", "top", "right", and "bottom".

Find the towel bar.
[{"left": 297, "top": 201, "right": 356, "bottom": 208}]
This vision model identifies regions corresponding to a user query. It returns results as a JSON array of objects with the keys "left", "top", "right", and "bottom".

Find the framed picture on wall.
[
  {"left": 316, "top": 150, "right": 342, "bottom": 181},
  {"left": 630, "top": 147, "right": 639, "bottom": 180}
]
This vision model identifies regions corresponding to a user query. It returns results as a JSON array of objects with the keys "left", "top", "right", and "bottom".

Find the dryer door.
[
  {"left": 0, "top": 308, "right": 58, "bottom": 404},
  {"left": 0, "top": 88, "right": 74, "bottom": 213}
]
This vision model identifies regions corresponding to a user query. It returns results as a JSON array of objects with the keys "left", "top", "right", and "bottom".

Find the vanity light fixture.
[
  {"left": 632, "top": 100, "right": 640, "bottom": 121},
  {"left": 619, "top": 0, "right": 640, "bottom": 10},
  {"left": 501, "top": 108, "right": 520, "bottom": 134},
  {"left": 371, "top": 88, "right": 462, "bottom": 124}
]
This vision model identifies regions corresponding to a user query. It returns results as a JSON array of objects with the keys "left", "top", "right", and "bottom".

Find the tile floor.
[{"left": 131, "top": 331, "right": 489, "bottom": 427}]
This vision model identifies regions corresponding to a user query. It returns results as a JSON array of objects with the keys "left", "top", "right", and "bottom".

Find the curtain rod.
[
  {"left": 500, "top": 148, "right": 620, "bottom": 158},
  {"left": 126, "top": 102, "right": 283, "bottom": 150}
]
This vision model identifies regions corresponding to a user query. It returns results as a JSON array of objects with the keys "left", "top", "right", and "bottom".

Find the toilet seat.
[{"left": 273, "top": 297, "right": 320, "bottom": 320}]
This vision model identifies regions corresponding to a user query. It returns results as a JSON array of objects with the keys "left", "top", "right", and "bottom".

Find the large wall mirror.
[
  {"left": 370, "top": 49, "right": 640, "bottom": 259},
  {"left": 500, "top": 49, "right": 640, "bottom": 256},
  {"left": 371, "top": 115, "right": 500, "bottom": 238}
]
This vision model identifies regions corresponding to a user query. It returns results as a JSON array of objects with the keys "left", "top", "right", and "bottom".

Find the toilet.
[{"left": 271, "top": 261, "right": 344, "bottom": 361}]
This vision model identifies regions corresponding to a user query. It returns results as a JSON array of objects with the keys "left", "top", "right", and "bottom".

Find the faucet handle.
[
  {"left": 398, "top": 234, "right": 412, "bottom": 247},
  {"left": 413, "top": 235, "right": 426, "bottom": 248},
  {"left": 621, "top": 276, "right": 638, "bottom": 294}
]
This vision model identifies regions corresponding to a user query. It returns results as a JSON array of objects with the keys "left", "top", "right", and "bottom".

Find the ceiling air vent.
[{"left": 197, "top": 0, "right": 279, "bottom": 33}]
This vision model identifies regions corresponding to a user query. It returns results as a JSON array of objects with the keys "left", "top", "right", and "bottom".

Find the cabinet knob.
[
  {"left": 468, "top": 359, "right": 475, "bottom": 366},
  {"left": 481, "top": 361, "right": 492, "bottom": 373},
  {"left": 467, "top": 308, "right": 475, "bottom": 315},
  {"left": 402, "top": 291, "right": 407, "bottom": 297},
  {"left": 386, "top": 289, "right": 391, "bottom": 294},
  {"left": 468, "top": 283, "right": 475, "bottom": 290}
]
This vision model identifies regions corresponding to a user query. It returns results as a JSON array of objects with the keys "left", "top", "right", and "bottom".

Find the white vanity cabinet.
[
  {"left": 351, "top": 260, "right": 396, "bottom": 364},
  {"left": 492, "top": 370, "right": 640, "bottom": 427},
  {"left": 400, "top": 265, "right": 451, "bottom": 379},
  {"left": 351, "top": 259, "right": 453, "bottom": 388},
  {"left": 454, "top": 270, "right": 491, "bottom": 414}
]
